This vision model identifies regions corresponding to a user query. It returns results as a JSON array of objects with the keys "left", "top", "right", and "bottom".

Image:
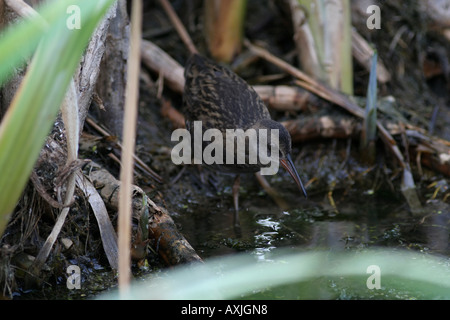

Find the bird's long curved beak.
[{"left": 280, "top": 154, "right": 307, "bottom": 198}]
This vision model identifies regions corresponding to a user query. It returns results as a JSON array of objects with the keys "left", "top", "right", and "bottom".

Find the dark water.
[{"left": 170, "top": 166, "right": 449, "bottom": 261}]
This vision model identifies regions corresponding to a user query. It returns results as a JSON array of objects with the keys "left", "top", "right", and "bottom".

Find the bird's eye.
[{"left": 268, "top": 143, "right": 282, "bottom": 159}]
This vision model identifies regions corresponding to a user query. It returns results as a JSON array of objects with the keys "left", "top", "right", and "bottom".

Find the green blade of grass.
[
  {"left": 0, "top": 0, "right": 71, "bottom": 84},
  {"left": 99, "top": 249, "right": 450, "bottom": 300},
  {"left": 0, "top": 0, "right": 116, "bottom": 235}
]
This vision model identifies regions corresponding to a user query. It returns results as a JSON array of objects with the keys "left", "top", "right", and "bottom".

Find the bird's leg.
[
  {"left": 254, "top": 172, "right": 289, "bottom": 210},
  {"left": 232, "top": 174, "right": 241, "bottom": 228}
]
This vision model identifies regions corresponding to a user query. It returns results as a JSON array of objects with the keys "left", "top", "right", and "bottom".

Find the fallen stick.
[
  {"left": 253, "top": 85, "right": 315, "bottom": 112},
  {"left": 141, "top": 39, "right": 185, "bottom": 94},
  {"left": 140, "top": 39, "right": 317, "bottom": 111},
  {"left": 283, "top": 114, "right": 360, "bottom": 142},
  {"left": 160, "top": 97, "right": 186, "bottom": 129},
  {"left": 85, "top": 116, "right": 163, "bottom": 183},
  {"left": 157, "top": 0, "right": 198, "bottom": 55},
  {"left": 86, "top": 162, "right": 203, "bottom": 266}
]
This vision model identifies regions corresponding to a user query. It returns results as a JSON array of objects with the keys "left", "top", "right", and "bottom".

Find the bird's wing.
[{"left": 183, "top": 54, "right": 270, "bottom": 131}]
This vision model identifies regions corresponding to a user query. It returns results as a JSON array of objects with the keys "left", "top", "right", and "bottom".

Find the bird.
[{"left": 183, "top": 53, "right": 307, "bottom": 226}]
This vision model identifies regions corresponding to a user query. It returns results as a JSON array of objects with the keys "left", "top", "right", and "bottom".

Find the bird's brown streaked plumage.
[
  {"left": 184, "top": 53, "right": 271, "bottom": 131},
  {"left": 183, "top": 53, "right": 307, "bottom": 197}
]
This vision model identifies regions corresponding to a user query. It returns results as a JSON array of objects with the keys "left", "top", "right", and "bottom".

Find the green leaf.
[
  {"left": 0, "top": 0, "right": 116, "bottom": 235},
  {"left": 99, "top": 249, "right": 450, "bottom": 300}
]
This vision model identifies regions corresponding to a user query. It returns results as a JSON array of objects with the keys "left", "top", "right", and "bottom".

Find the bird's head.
[{"left": 254, "top": 119, "right": 307, "bottom": 198}]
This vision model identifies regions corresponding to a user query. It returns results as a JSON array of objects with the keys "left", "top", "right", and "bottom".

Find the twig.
[
  {"left": 141, "top": 39, "right": 185, "bottom": 94},
  {"left": 244, "top": 39, "right": 333, "bottom": 103},
  {"left": 157, "top": 0, "right": 198, "bottom": 54},
  {"left": 254, "top": 173, "right": 289, "bottom": 210},
  {"left": 86, "top": 116, "right": 164, "bottom": 183},
  {"left": 4, "top": 0, "right": 47, "bottom": 27},
  {"left": 30, "top": 171, "right": 70, "bottom": 209},
  {"left": 118, "top": 0, "right": 142, "bottom": 294},
  {"left": 254, "top": 85, "right": 314, "bottom": 112},
  {"left": 283, "top": 114, "right": 360, "bottom": 142},
  {"left": 160, "top": 97, "right": 186, "bottom": 129}
]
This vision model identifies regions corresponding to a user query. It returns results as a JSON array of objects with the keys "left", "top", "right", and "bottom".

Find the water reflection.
[
  {"left": 254, "top": 217, "right": 280, "bottom": 261},
  {"left": 308, "top": 221, "right": 365, "bottom": 249},
  {"left": 173, "top": 186, "right": 449, "bottom": 261}
]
